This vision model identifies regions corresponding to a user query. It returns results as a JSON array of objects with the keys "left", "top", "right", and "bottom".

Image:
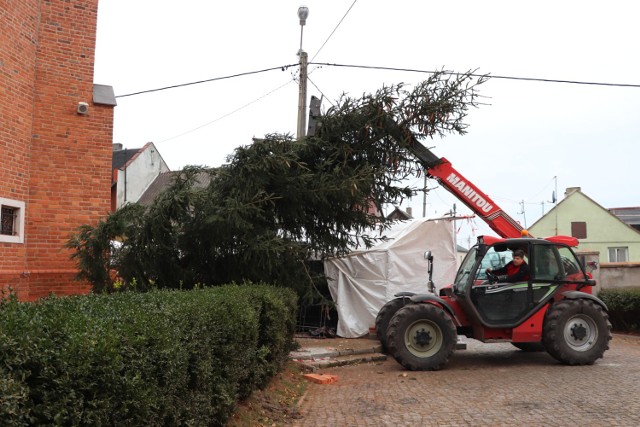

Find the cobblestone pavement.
[{"left": 294, "top": 334, "right": 640, "bottom": 426}]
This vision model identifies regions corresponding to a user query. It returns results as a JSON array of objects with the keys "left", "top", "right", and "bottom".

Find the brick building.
[{"left": 1, "top": 0, "right": 115, "bottom": 300}]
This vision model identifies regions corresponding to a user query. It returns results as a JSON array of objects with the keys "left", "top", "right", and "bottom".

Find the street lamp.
[
  {"left": 296, "top": 6, "right": 309, "bottom": 140},
  {"left": 297, "top": 6, "right": 309, "bottom": 53}
]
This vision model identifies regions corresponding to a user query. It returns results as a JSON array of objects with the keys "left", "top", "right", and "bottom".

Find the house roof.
[
  {"left": 112, "top": 142, "right": 163, "bottom": 172},
  {"left": 609, "top": 207, "right": 640, "bottom": 230},
  {"left": 137, "top": 170, "right": 212, "bottom": 206},
  {"left": 530, "top": 189, "right": 640, "bottom": 237},
  {"left": 111, "top": 147, "right": 141, "bottom": 186},
  {"left": 112, "top": 148, "right": 141, "bottom": 171},
  {"left": 386, "top": 206, "right": 413, "bottom": 221},
  {"left": 112, "top": 142, "right": 170, "bottom": 189}
]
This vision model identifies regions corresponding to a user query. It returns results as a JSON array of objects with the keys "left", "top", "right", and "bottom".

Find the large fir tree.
[{"left": 67, "top": 70, "right": 487, "bottom": 299}]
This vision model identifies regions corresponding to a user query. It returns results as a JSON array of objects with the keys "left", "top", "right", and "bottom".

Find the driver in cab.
[{"left": 486, "top": 249, "right": 530, "bottom": 283}]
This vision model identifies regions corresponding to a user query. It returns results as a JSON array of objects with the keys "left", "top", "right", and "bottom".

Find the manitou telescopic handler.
[{"left": 375, "top": 122, "right": 611, "bottom": 371}]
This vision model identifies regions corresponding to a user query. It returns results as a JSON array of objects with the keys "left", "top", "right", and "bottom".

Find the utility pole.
[
  {"left": 451, "top": 203, "right": 457, "bottom": 248},
  {"left": 296, "top": 6, "right": 309, "bottom": 140},
  {"left": 422, "top": 175, "right": 427, "bottom": 217},
  {"left": 518, "top": 200, "right": 527, "bottom": 228},
  {"left": 552, "top": 175, "right": 558, "bottom": 235}
]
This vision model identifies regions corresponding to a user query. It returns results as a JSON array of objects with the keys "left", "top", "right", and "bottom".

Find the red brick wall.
[
  {"left": 0, "top": 0, "right": 38, "bottom": 274},
  {"left": 1, "top": 0, "right": 113, "bottom": 300}
]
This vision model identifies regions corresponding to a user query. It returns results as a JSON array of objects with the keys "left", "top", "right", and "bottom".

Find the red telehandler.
[{"left": 375, "top": 125, "right": 612, "bottom": 370}]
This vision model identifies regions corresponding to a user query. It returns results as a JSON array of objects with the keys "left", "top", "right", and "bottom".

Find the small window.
[
  {"left": 1, "top": 206, "right": 17, "bottom": 235},
  {"left": 571, "top": 222, "right": 587, "bottom": 239},
  {"left": 0, "top": 197, "right": 25, "bottom": 244},
  {"left": 608, "top": 247, "right": 628, "bottom": 262}
]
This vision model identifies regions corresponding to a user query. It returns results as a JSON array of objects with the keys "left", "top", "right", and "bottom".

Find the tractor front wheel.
[
  {"left": 375, "top": 298, "right": 410, "bottom": 352},
  {"left": 387, "top": 303, "right": 456, "bottom": 371},
  {"left": 542, "top": 299, "right": 612, "bottom": 365}
]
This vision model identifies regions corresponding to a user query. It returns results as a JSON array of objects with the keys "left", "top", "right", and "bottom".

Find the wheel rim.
[
  {"left": 404, "top": 318, "right": 443, "bottom": 357},
  {"left": 563, "top": 314, "right": 598, "bottom": 352}
]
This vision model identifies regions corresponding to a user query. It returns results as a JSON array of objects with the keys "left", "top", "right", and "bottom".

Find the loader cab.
[{"left": 452, "top": 236, "right": 593, "bottom": 328}]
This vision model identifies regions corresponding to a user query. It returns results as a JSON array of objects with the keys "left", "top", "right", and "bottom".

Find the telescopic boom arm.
[{"left": 388, "top": 121, "right": 524, "bottom": 238}]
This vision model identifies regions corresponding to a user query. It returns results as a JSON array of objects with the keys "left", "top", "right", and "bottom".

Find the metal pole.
[
  {"left": 422, "top": 175, "right": 427, "bottom": 217},
  {"left": 554, "top": 175, "right": 558, "bottom": 234},
  {"left": 452, "top": 203, "right": 457, "bottom": 249},
  {"left": 297, "top": 51, "right": 308, "bottom": 139}
]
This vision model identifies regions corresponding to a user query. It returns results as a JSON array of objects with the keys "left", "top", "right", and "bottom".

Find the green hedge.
[
  {"left": 599, "top": 288, "right": 640, "bottom": 332},
  {"left": 0, "top": 284, "right": 297, "bottom": 426}
]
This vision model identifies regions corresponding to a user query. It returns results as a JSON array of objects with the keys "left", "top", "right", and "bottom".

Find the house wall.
[
  {"left": 114, "top": 143, "right": 170, "bottom": 209},
  {"left": 529, "top": 191, "right": 640, "bottom": 263},
  {"left": 0, "top": 0, "right": 113, "bottom": 300}
]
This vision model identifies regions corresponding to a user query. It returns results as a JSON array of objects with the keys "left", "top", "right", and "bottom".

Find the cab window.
[
  {"left": 531, "top": 245, "right": 560, "bottom": 281},
  {"left": 454, "top": 246, "right": 478, "bottom": 293},
  {"left": 474, "top": 247, "right": 513, "bottom": 282},
  {"left": 557, "top": 246, "right": 588, "bottom": 281}
]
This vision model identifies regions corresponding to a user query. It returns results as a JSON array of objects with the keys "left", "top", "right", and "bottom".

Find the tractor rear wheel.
[
  {"left": 387, "top": 303, "right": 456, "bottom": 371},
  {"left": 542, "top": 299, "right": 612, "bottom": 365},
  {"left": 375, "top": 298, "right": 410, "bottom": 352}
]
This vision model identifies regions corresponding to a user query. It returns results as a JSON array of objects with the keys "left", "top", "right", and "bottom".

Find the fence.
[{"left": 599, "top": 262, "right": 640, "bottom": 291}]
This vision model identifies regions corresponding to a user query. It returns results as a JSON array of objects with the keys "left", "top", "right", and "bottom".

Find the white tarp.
[{"left": 324, "top": 217, "right": 458, "bottom": 338}]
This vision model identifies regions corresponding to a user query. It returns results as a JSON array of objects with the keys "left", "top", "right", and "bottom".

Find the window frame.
[
  {"left": 608, "top": 247, "right": 629, "bottom": 263},
  {"left": 0, "top": 197, "right": 25, "bottom": 244}
]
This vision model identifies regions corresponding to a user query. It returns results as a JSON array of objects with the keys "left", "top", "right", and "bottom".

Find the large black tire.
[
  {"left": 542, "top": 299, "right": 612, "bottom": 365},
  {"left": 511, "top": 342, "right": 546, "bottom": 352},
  {"left": 375, "top": 298, "right": 410, "bottom": 352},
  {"left": 387, "top": 304, "right": 457, "bottom": 371}
]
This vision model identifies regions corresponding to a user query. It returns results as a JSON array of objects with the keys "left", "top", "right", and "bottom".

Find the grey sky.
[{"left": 94, "top": 0, "right": 640, "bottom": 247}]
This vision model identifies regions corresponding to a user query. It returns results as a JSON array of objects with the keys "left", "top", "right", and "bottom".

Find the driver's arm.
[
  {"left": 505, "top": 263, "right": 530, "bottom": 283},
  {"left": 487, "top": 266, "right": 507, "bottom": 276}
]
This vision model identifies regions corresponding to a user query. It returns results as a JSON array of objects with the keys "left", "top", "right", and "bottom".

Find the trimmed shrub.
[
  {"left": 0, "top": 284, "right": 297, "bottom": 426},
  {"left": 599, "top": 288, "right": 640, "bottom": 332}
]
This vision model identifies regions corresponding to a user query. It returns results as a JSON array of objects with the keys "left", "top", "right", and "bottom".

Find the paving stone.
[{"left": 292, "top": 334, "right": 640, "bottom": 426}]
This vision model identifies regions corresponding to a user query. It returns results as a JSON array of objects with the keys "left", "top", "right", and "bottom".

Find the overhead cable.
[
  {"left": 310, "top": 0, "right": 359, "bottom": 63},
  {"left": 309, "top": 62, "right": 640, "bottom": 88},
  {"left": 115, "top": 64, "right": 298, "bottom": 98},
  {"left": 116, "top": 62, "right": 640, "bottom": 99},
  {"left": 156, "top": 79, "right": 295, "bottom": 143}
]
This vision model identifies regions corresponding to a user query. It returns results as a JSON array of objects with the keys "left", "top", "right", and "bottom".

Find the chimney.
[
  {"left": 406, "top": 207, "right": 413, "bottom": 218},
  {"left": 565, "top": 187, "right": 581, "bottom": 197},
  {"left": 112, "top": 143, "right": 123, "bottom": 151}
]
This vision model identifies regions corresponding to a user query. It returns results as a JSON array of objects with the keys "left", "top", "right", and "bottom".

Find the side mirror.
[{"left": 424, "top": 251, "right": 435, "bottom": 294}]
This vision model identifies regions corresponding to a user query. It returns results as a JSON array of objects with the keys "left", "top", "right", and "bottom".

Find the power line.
[
  {"left": 309, "top": 0, "right": 359, "bottom": 63},
  {"left": 309, "top": 62, "right": 640, "bottom": 88},
  {"left": 307, "top": 76, "right": 335, "bottom": 109},
  {"left": 115, "top": 64, "right": 298, "bottom": 98},
  {"left": 116, "top": 62, "right": 640, "bottom": 99},
  {"left": 116, "top": 61, "right": 640, "bottom": 142},
  {"left": 525, "top": 176, "right": 557, "bottom": 202},
  {"left": 302, "top": 0, "right": 359, "bottom": 110},
  {"left": 157, "top": 79, "right": 294, "bottom": 143}
]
